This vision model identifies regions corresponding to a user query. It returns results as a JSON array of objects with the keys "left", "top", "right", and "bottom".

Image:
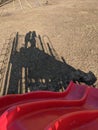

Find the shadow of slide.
[{"left": 3, "top": 31, "right": 97, "bottom": 94}]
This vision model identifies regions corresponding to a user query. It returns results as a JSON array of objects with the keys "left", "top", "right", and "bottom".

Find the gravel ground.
[{"left": 0, "top": 0, "right": 98, "bottom": 93}]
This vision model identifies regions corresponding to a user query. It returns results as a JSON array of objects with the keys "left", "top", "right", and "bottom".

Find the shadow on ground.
[{"left": 3, "top": 31, "right": 97, "bottom": 94}]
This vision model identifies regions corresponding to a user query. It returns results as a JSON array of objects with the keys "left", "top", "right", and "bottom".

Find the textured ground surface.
[{"left": 0, "top": 0, "right": 98, "bottom": 93}]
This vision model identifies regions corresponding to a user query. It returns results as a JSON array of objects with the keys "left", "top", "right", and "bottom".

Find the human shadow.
[{"left": 3, "top": 31, "right": 97, "bottom": 94}]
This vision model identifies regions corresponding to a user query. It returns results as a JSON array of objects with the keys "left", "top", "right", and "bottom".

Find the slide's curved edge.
[
  {"left": 45, "top": 110, "right": 98, "bottom": 130},
  {"left": 85, "top": 86, "right": 98, "bottom": 108},
  {"left": 0, "top": 81, "right": 89, "bottom": 115},
  {"left": 0, "top": 99, "right": 88, "bottom": 130},
  {"left": 0, "top": 81, "right": 73, "bottom": 106}
]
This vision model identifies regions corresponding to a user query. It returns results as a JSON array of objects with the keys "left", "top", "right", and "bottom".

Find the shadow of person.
[
  {"left": 25, "top": 31, "right": 36, "bottom": 48},
  {"left": 30, "top": 31, "right": 36, "bottom": 48},
  {"left": 4, "top": 31, "right": 97, "bottom": 94},
  {"left": 25, "top": 31, "right": 31, "bottom": 48}
]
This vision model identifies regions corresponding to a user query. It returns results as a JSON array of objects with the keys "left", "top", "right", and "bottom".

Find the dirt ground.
[{"left": 0, "top": 0, "right": 98, "bottom": 91}]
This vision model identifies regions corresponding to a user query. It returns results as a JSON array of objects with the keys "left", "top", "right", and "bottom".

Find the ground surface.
[{"left": 0, "top": 0, "right": 98, "bottom": 94}]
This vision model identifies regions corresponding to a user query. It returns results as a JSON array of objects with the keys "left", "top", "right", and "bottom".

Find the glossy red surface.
[
  {"left": 0, "top": 81, "right": 98, "bottom": 130},
  {"left": 0, "top": 81, "right": 88, "bottom": 115},
  {"left": 46, "top": 111, "right": 98, "bottom": 130}
]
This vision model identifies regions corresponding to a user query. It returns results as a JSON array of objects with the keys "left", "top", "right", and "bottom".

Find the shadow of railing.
[
  {"left": 0, "top": 32, "right": 16, "bottom": 95},
  {"left": 2, "top": 31, "right": 97, "bottom": 95}
]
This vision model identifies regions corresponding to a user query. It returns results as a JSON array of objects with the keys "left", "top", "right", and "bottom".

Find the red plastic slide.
[
  {"left": 0, "top": 81, "right": 98, "bottom": 130},
  {"left": 0, "top": 81, "right": 88, "bottom": 114}
]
